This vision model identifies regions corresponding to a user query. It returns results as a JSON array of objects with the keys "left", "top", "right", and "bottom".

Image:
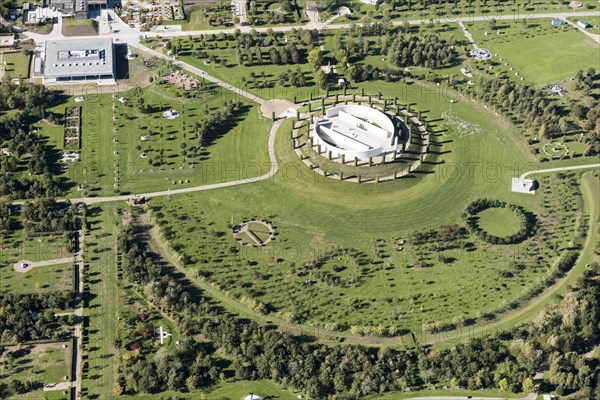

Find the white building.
[
  {"left": 42, "top": 38, "right": 115, "bottom": 84},
  {"left": 312, "top": 105, "right": 398, "bottom": 160}
]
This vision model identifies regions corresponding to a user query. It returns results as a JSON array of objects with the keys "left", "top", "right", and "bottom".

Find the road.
[
  {"left": 519, "top": 163, "right": 600, "bottom": 180},
  {"left": 20, "top": 11, "right": 600, "bottom": 44}
]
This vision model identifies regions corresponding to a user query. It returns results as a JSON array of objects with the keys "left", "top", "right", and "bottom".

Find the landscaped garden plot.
[
  {"left": 0, "top": 51, "right": 31, "bottom": 79},
  {"left": 245, "top": 0, "right": 307, "bottom": 26},
  {"left": 63, "top": 106, "right": 81, "bottom": 149},
  {"left": 0, "top": 342, "right": 71, "bottom": 400},
  {"left": 464, "top": 20, "right": 600, "bottom": 84},
  {"left": 33, "top": 82, "right": 271, "bottom": 197}
]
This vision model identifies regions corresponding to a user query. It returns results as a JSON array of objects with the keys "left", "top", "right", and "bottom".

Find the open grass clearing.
[
  {"left": 465, "top": 19, "right": 600, "bottom": 84},
  {"left": 81, "top": 204, "right": 122, "bottom": 400},
  {"left": 476, "top": 207, "right": 523, "bottom": 238},
  {"left": 0, "top": 342, "right": 71, "bottom": 400},
  {"left": 0, "top": 51, "right": 31, "bottom": 79}
]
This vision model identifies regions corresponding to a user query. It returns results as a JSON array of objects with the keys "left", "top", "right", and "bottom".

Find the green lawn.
[
  {"left": 144, "top": 82, "right": 588, "bottom": 335},
  {"left": 117, "top": 379, "right": 300, "bottom": 399},
  {"left": 466, "top": 20, "right": 600, "bottom": 84},
  {"left": 0, "top": 342, "right": 71, "bottom": 400},
  {"left": 34, "top": 82, "right": 270, "bottom": 197},
  {"left": 81, "top": 204, "right": 122, "bottom": 399},
  {"left": 476, "top": 207, "right": 522, "bottom": 237},
  {"left": 0, "top": 51, "right": 31, "bottom": 79},
  {"left": 0, "top": 262, "right": 74, "bottom": 294}
]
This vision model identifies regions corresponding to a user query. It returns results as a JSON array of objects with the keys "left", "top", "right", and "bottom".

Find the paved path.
[
  {"left": 563, "top": 17, "right": 600, "bottom": 44},
  {"left": 519, "top": 163, "right": 600, "bottom": 180},
  {"left": 13, "top": 256, "right": 74, "bottom": 273},
  {"left": 21, "top": 11, "right": 600, "bottom": 44},
  {"left": 458, "top": 19, "right": 479, "bottom": 49},
  {"left": 69, "top": 118, "right": 282, "bottom": 205},
  {"left": 43, "top": 381, "right": 73, "bottom": 392},
  {"left": 406, "top": 395, "right": 536, "bottom": 400}
]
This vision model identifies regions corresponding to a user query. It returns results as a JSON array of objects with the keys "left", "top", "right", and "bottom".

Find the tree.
[
  {"left": 498, "top": 378, "right": 508, "bottom": 391},
  {"left": 308, "top": 48, "right": 323, "bottom": 70},
  {"left": 522, "top": 377, "right": 533, "bottom": 394},
  {"left": 489, "top": 18, "right": 497, "bottom": 30},
  {"left": 314, "top": 69, "right": 328, "bottom": 90}
]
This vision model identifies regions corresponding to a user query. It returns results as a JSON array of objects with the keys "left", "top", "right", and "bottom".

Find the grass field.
[
  {"left": 81, "top": 204, "right": 121, "bottom": 400},
  {"left": 34, "top": 82, "right": 270, "bottom": 197},
  {"left": 0, "top": 51, "right": 31, "bottom": 79},
  {"left": 476, "top": 207, "right": 522, "bottom": 237},
  {"left": 0, "top": 262, "right": 74, "bottom": 294},
  {"left": 144, "top": 81, "right": 587, "bottom": 334},
  {"left": 0, "top": 342, "right": 71, "bottom": 400},
  {"left": 465, "top": 20, "right": 600, "bottom": 84}
]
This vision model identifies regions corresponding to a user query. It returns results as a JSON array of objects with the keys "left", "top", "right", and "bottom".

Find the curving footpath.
[
  {"left": 519, "top": 163, "right": 600, "bottom": 180},
  {"left": 69, "top": 118, "right": 282, "bottom": 205}
]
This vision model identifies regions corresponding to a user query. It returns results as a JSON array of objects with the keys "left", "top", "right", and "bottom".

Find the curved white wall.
[{"left": 313, "top": 105, "right": 397, "bottom": 160}]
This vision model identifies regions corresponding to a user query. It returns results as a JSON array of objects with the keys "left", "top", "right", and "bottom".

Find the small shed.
[
  {"left": 577, "top": 20, "right": 590, "bottom": 29},
  {"left": 550, "top": 18, "right": 562, "bottom": 27}
]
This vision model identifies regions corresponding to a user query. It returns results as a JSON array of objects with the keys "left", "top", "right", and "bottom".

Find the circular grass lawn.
[{"left": 476, "top": 207, "right": 523, "bottom": 238}]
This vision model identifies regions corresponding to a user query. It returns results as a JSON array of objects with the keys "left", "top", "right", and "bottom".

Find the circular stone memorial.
[
  {"left": 233, "top": 220, "right": 276, "bottom": 247},
  {"left": 313, "top": 105, "right": 399, "bottom": 160}
]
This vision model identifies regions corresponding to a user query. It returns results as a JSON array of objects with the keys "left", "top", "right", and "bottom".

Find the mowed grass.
[
  {"left": 145, "top": 81, "right": 586, "bottom": 331},
  {"left": 476, "top": 207, "right": 522, "bottom": 237},
  {"left": 492, "top": 31, "right": 599, "bottom": 84},
  {"left": 82, "top": 204, "right": 121, "bottom": 399},
  {"left": 34, "top": 83, "right": 270, "bottom": 197},
  {"left": 466, "top": 20, "right": 600, "bottom": 84},
  {"left": 0, "top": 51, "right": 31, "bottom": 79},
  {"left": 117, "top": 379, "right": 299, "bottom": 399},
  {"left": 0, "top": 343, "right": 71, "bottom": 400},
  {"left": 0, "top": 263, "right": 74, "bottom": 294}
]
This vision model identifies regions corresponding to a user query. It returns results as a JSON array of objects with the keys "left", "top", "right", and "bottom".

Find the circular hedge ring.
[{"left": 462, "top": 198, "right": 536, "bottom": 245}]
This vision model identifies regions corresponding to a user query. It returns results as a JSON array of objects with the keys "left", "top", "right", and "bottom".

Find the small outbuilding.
[
  {"left": 243, "top": 395, "right": 261, "bottom": 400},
  {"left": 577, "top": 20, "right": 590, "bottom": 29},
  {"left": 550, "top": 18, "right": 563, "bottom": 27}
]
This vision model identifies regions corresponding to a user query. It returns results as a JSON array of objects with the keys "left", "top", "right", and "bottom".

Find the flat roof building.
[{"left": 43, "top": 38, "right": 115, "bottom": 84}]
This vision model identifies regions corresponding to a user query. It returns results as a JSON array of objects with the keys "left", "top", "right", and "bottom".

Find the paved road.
[
  {"left": 520, "top": 163, "right": 600, "bottom": 180},
  {"left": 21, "top": 11, "right": 600, "bottom": 44}
]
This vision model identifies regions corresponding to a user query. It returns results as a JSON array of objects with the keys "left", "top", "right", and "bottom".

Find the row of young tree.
[
  {"left": 119, "top": 217, "right": 600, "bottom": 398},
  {"left": 473, "top": 76, "right": 600, "bottom": 155},
  {"left": 0, "top": 292, "right": 77, "bottom": 343}
]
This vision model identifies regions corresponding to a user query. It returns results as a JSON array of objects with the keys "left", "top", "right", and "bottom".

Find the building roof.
[{"left": 44, "top": 38, "right": 114, "bottom": 78}]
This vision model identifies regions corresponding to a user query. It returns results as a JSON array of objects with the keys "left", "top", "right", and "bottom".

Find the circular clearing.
[
  {"left": 233, "top": 219, "right": 275, "bottom": 247},
  {"left": 476, "top": 207, "right": 523, "bottom": 238}
]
